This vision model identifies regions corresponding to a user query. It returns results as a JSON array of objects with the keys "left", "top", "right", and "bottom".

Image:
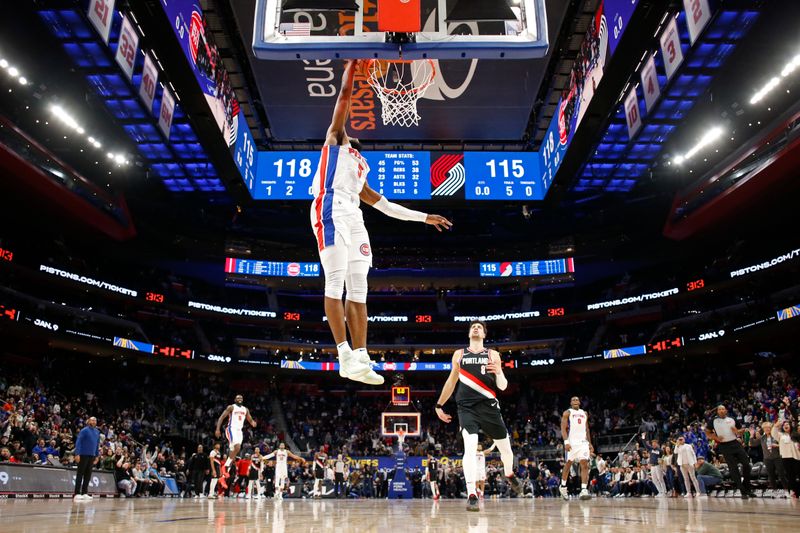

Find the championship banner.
[
  {"left": 0, "top": 464, "right": 117, "bottom": 495},
  {"left": 659, "top": 16, "right": 684, "bottom": 82},
  {"left": 139, "top": 53, "right": 159, "bottom": 114},
  {"left": 158, "top": 87, "right": 176, "bottom": 139},
  {"left": 114, "top": 14, "right": 139, "bottom": 80},
  {"left": 624, "top": 87, "right": 642, "bottom": 139},
  {"left": 88, "top": 0, "right": 116, "bottom": 44},
  {"left": 640, "top": 53, "right": 661, "bottom": 113},
  {"left": 683, "top": 0, "right": 712, "bottom": 45}
]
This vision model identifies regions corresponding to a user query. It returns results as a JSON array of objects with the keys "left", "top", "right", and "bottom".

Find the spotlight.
[
  {"left": 0, "top": 59, "right": 7, "bottom": 68},
  {"left": 7, "top": 67, "right": 19, "bottom": 77},
  {"left": 18, "top": 77, "right": 27, "bottom": 85}
]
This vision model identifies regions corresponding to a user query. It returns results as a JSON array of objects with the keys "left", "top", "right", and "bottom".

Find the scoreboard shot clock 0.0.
[{"left": 463, "top": 152, "right": 543, "bottom": 200}]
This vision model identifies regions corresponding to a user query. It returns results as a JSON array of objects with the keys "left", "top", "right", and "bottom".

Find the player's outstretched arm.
[
  {"left": 246, "top": 409, "right": 256, "bottom": 428},
  {"left": 288, "top": 451, "right": 306, "bottom": 464},
  {"left": 215, "top": 406, "right": 232, "bottom": 438},
  {"left": 326, "top": 60, "right": 358, "bottom": 146},
  {"left": 435, "top": 350, "right": 462, "bottom": 423},
  {"left": 359, "top": 183, "right": 453, "bottom": 230}
]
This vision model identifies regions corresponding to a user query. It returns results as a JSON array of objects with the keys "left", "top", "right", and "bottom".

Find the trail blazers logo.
[{"left": 431, "top": 154, "right": 465, "bottom": 197}]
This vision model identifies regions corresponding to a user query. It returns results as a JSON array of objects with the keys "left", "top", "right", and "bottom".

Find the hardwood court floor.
[{"left": 1, "top": 496, "right": 798, "bottom": 532}]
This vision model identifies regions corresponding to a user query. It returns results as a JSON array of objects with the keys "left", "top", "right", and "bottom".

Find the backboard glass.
[{"left": 253, "top": 0, "right": 548, "bottom": 60}]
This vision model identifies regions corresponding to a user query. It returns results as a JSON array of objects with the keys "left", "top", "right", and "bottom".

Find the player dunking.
[
  {"left": 264, "top": 443, "right": 305, "bottom": 500},
  {"left": 312, "top": 447, "right": 328, "bottom": 498},
  {"left": 435, "top": 321, "right": 522, "bottom": 511},
  {"left": 560, "top": 396, "right": 593, "bottom": 500},
  {"left": 214, "top": 394, "right": 256, "bottom": 489},
  {"left": 311, "top": 60, "right": 452, "bottom": 385}
]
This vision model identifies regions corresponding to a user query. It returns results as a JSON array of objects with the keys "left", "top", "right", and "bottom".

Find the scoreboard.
[
  {"left": 248, "top": 150, "right": 548, "bottom": 201},
  {"left": 224, "top": 258, "right": 320, "bottom": 277},
  {"left": 480, "top": 258, "right": 575, "bottom": 277}
]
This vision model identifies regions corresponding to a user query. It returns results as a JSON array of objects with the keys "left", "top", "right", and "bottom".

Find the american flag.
[{"left": 279, "top": 22, "right": 311, "bottom": 36}]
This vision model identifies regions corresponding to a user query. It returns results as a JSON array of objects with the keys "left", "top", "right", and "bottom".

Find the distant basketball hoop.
[{"left": 364, "top": 59, "right": 436, "bottom": 127}]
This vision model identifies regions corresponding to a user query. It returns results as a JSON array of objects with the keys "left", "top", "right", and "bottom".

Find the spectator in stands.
[
  {"left": 771, "top": 402, "right": 800, "bottom": 498},
  {"left": 73, "top": 416, "right": 99, "bottom": 501},
  {"left": 1, "top": 446, "right": 14, "bottom": 462},
  {"left": 694, "top": 456, "right": 720, "bottom": 496},
  {"left": 751, "top": 421, "right": 788, "bottom": 496},
  {"left": 675, "top": 435, "right": 701, "bottom": 498},
  {"left": 115, "top": 456, "right": 136, "bottom": 497}
]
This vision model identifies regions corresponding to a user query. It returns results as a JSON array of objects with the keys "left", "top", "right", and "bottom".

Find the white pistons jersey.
[
  {"left": 229, "top": 404, "right": 248, "bottom": 431},
  {"left": 310, "top": 144, "right": 369, "bottom": 250},
  {"left": 568, "top": 408, "right": 588, "bottom": 443},
  {"left": 275, "top": 450, "right": 288, "bottom": 469}
]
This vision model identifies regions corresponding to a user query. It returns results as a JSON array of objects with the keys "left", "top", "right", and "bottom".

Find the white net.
[{"left": 365, "top": 59, "right": 436, "bottom": 127}]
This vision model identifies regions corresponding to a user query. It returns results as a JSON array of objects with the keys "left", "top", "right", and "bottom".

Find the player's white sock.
[
  {"left": 247, "top": 480, "right": 254, "bottom": 497},
  {"left": 209, "top": 478, "right": 218, "bottom": 495},
  {"left": 494, "top": 437, "right": 515, "bottom": 477},
  {"left": 313, "top": 479, "right": 320, "bottom": 495},
  {"left": 462, "top": 429, "right": 479, "bottom": 496},
  {"left": 561, "top": 480, "right": 567, "bottom": 487},
  {"left": 581, "top": 483, "right": 587, "bottom": 490},
  {"left": 336, "top": 341, "right": 352, "bottom": 357},
  {"left": 224, "top": 458, "right": 232, "bottom": 469}
]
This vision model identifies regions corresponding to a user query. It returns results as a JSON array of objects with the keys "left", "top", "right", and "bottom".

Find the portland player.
[
  {"left": 264, "top": 443, "right": 305, "bottom": 500},
  {"left": 207, "top": 442, "right": 222, "bottom": 499},
  {"left": 425, "top": 453, "right": 441, "bottom": 500},
  {"left": 214, "top": 394, "right": 256, "bottom": 489},
  {"left": 312, "top": 447, "right": 328, "bottom": 498},
  {"left": 247, "top": 448, "right": 264, "bottom": 499},
  {"left": 311, "top": 60, "right": 452, "bottom": 386},
  {"left": 435, "top": 321, "right": 523, "bottom": 511},
  {"left": 560, "top": 396, "right": 593, "bottom": 500}
]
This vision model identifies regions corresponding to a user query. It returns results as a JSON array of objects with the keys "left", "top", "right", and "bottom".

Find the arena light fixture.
[
  {"left": 0, "top": 59, "right": 8, "bottom": 68},
  {"left": 673, "top": 127, "right": 724, "bottom": 165},
  {"left": 750, "top": 53, "right": 800, "bottom": 105}
]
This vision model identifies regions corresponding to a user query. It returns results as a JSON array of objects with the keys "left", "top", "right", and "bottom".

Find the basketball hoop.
[
  {"left": 364, "top": 59, "right": 436, "bottom": 127},
  {"left": 396, "top": 428, "right": 407, "bottom": 446}
]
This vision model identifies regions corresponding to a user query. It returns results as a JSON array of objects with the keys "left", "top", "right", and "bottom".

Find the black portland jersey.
[{"left": 455, "top": 347, "right": 498, "bottom": 405}]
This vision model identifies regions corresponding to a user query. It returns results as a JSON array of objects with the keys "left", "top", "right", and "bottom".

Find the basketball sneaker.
[
  {"left": 559, "top": 485, "right": 569, "bottom": 500},
  {"left": 338, "top": 350, "right": 383, "bottom": 384},
  {"left": 466, "top": 494, "right": 479, "bottom": 512},
  {"left": 579, "top": 489, "right": 591, "bottom": 500},
  {"left": 507, "top": 475, "right": 523, "bottom": 497}
]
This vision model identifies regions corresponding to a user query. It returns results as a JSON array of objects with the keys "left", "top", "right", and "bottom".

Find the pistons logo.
[{"left": 360, "top": 243, "right": 371, "bottom": 256}]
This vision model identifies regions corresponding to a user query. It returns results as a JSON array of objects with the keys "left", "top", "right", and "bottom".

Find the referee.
[
  {"left": 707, "top": 405, "right": 753, "bottom": 499},
  {"left": 73, "top": 416, "right": 100, "bottom": 501}
]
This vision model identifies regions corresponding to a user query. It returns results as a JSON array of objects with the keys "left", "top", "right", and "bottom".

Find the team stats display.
[
  {"left": 480, "top": 258, "right": 575, "bottom": 277},
  {"left": 248, "top": 150, "right": 547, "bottom": 201},
  {"left": 224, "top": 258, "right": 320, "bottom": 277}
]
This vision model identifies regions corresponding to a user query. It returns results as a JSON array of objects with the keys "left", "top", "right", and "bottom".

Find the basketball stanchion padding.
[
  {"left": 365, "top": 59, "right": 436, "bottom": 127},
  {"left": 377, "top": 0, "right": 421, "bottom": 33}
]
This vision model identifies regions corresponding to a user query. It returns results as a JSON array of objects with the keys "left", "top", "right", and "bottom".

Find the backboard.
[
  {"left": 253, "top": 0, "right": 548, "bottom": 60},
  {"left": 381, "top": 411, "right": 421, "bottom": 437}
]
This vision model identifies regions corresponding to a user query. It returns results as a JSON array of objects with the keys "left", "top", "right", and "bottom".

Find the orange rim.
[{"left": 365, "top": 59, "right": 437, "bottom": 96}]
